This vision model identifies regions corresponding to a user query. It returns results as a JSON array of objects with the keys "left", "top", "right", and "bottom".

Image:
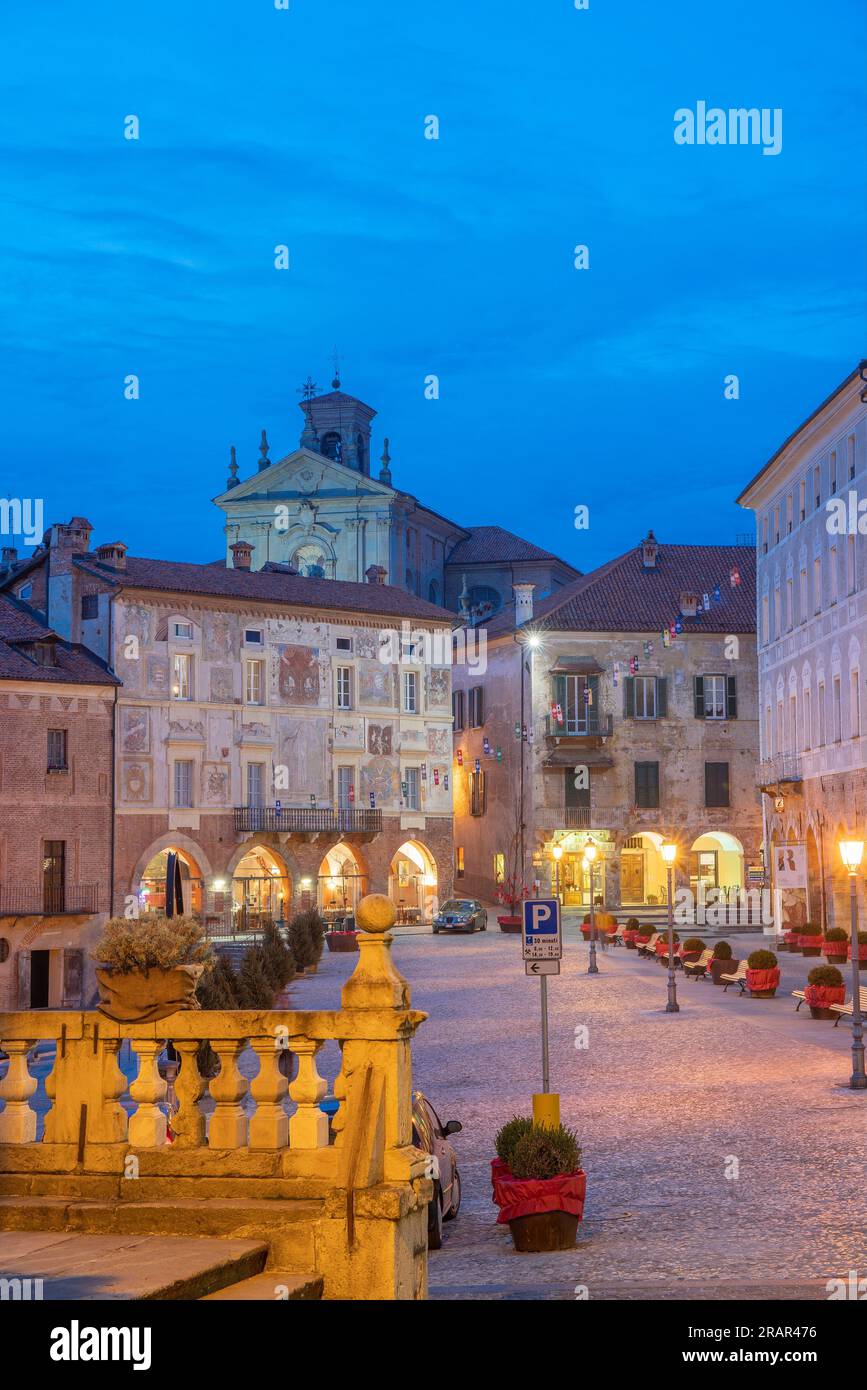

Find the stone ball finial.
[{"left": 355, "top": 893, "right": 396, "bottom": 935}]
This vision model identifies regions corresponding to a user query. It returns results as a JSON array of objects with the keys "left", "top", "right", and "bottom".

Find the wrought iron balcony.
[
  {"left": 545, "top": 712, "right": 613, "bottom": 739},
  {"left": 233, "top": 806, "right": 383, "bottom": 835},
  {"left": 757, "top": 754, "right": 803, "bottom": 788},
  {"left": 0, "top": 884, "right": 99, "bottom": 915}
]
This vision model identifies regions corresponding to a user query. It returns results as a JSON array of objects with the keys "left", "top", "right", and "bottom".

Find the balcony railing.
[
  {"left": 757, "top": 754, "right": 803, "bottom": 787},
  {"left": 564, "top": 806, "right": 592, "bottom": 829},
  {"left": 0, "top": 884, "right": 99, "bottom": 915},
  {"left": 233, "top": 806, "right": 384, "bottom": 835},
  {"left": 545, "top": 712, "right": 613, "bottom": 739}
]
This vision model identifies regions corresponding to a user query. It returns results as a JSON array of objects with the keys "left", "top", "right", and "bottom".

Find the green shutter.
[
  {"left": 624, "top": 677, "right": 635, "bottom": 717},
  {"left": 656, "top": 677, "right": 668, "bottom": 718},
  {"left": 694, "top": 676, "right": 705, "bottom": 718},
  {"left": 726, "top": 675, "right": 737, "bottom": 718},
  {"left": 553, "top": 674, "right": 567, "bottom": 719}
]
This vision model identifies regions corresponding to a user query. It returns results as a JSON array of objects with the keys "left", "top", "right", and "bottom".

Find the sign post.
[{"left": 522, "top": 899, "right": 562, "bottom": 1126}]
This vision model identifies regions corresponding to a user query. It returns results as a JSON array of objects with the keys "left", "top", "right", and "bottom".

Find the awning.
[
  {"left": 542, "top": 749, "right": 614, "bottom": 769},
  {"left": 548, "top": 657, "right": 604, "bottom": 675}
]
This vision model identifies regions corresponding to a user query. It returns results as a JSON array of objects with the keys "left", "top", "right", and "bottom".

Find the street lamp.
[
  {"left": 660, "top": 841, "right": 679, "bottom": 1013},
  {"left": 585, "top": 838, "right": 599, "bottom": 975},
  {"left": 839, "top": 838, "right": 867, "bottom": 1090},
  {"left": 551, "top": 843, "right": 563, "bottom": 905}
]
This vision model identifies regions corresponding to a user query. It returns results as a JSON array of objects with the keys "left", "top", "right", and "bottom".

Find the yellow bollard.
[{"left": 532, "top": 1092, "right": 560, "bottom": 1129}]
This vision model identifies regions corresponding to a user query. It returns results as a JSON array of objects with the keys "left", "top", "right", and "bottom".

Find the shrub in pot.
[
  {"left": 710, "top": 941, "right": 736, "bottom": 985},
  {"left": 804, "top": 964, "right": 845, "bottom": 1019},
  {"left": 289, "top": 908, "right": 326, "bottom": 972},
  {"left": 681, "top": 936, "right": 706, "bottom": 964},
  {"left": 493, "top": 1121, "right": 586, "bottom": 1252},
  {"left": 622, "top": 916, "right": 640, "bottom": 948},
  {"left": 849, "top": 931, "right": 867, "bottom": 964},
  {"left": 823, "top": 927, "right": 848, "bottom": 961},
  {"left": 492, "top": 1115, "right": 534, "bottom": 1196},
  {"left": 656, "top": 930, "right": 679, "bottom": 960},
  {"left": 745, "top": 948, "right": 780, "bottom": 997},
  {"left": 326, "top": 928, "right": 359, "bottom": 952},
  {"left": 496, "top": 876, "right": 526, "bottom": 930},
  {"left": 799, "top": 923, "right": 823, "bottom": 957},
  {"left": 260, "top": 920, "right": 296, "bottom": 988},
  {"left": 93, "top": 915, "right": 212, "bottom": 1022}
]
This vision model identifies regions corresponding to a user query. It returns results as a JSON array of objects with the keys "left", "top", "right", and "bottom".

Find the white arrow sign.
[{"left": 525, "top": 959, "right": 560, "bottom": 976}]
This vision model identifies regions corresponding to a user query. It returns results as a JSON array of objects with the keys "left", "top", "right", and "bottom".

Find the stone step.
[
  {"left": 201, "top": 1270, "right": 323, "bottom": 1301},
  {"left": 0, "top": 1195, "right": 321, "bottom": 1269},
  {"left": 0, "top": 1231, "right": 268, "bottom": 1300}
]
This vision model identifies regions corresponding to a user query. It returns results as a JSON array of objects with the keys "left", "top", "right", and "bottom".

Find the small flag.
[
  {"left": 629, "top": 656, "right": 639, "bottom": 675},
  {"left": 433, "top": 767, "right": 440, "bottom": 786},
  {"left": 730, "top": 565, "right": 741, "bottom": 587},
  {"left": 662, "top": 628, "right": 670, "bottom": 648},
  {"left": 669, "top": 622, "right": 676, "bottom": 638},
  {"left": 474, "top": 757, "right": 480, "bottom": 773},
  {"left": 612, "top": 662, "right": 620, "bottom": 686},
  {"left": 713, "top": 584, "right": 721, "bottom": 602},
  {"left": 551, "top": 703, "right": 563, "bottom": 724},
  {"left": 496, "top": 746, "right": 502, "bottom": 762},
  {"left": 443, "top": 773, "right": 449, "bottom": 791},
  {"left": 483, "top": 736, "right": 491, "bottom": 755},
  {"left": 703, "top": 593, "right": 710, "bottom": 611},
  {"left": 514, "top": 721, "right": 521, "bottom": 740},
  {"left": 675, "top": 617, "right": 683, "bottom": 634},
  {"left": 421, "top": 763, "right": 427, "bottom": 780},
  {"left": 349, "top": 785, "right": 355, "bottom": 801},
  {"left": 583, "top": 685, "right": 592, "bottom": 705},
  {"left": 456, "top": 748, "right": 463, "bottom": 766},
  {"left": 528, "top": 726, "right": 534, "bottom": 744},
  {"left": 643, "top": 640, "right": 653, "bottom": 658},
  {"left": 522, "top": 723, "right": 528, "bottom": 741},
  {"left": 369, "top": 792, "right": 375, "bottom": 808}
]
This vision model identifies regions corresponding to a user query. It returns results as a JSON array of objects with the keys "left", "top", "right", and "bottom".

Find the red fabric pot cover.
[
  {"left": 848, "top": 946, "right": 867, "bottom": 961},
  {"left": 799, "top": 935, "right": 823, "bottom": 948},
  {"left": 784, "top": 931, "right": 800, "bottom": 942},
  {"left": 655, "top": 940, "right": 671, "bottom": 956},
  {"left": 495, "top": 1169, "right": 587, "bottom": 1225},
  {"left": 580, "top": 924, "right": 593, "bottom": 937},
  {"left": 746, "top": 967, "right": 780, "bottom": 992},
  {"left": 804, "top": 984, "right": 846, "bottom": 1008},
  {"left": 824, "top": 941, "right": 847, "bottom": 954},
  {"left": 636, "top": 935, "right": 651, "bottom": 944},
  {"left": 491, "top": 1157, "right": 512, "bottom": 1205},
  {"left": 622, "top": 929, "right": 638, "bottom": 942}
]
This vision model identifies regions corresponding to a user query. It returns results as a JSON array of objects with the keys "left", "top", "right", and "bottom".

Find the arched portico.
[
  {"left": 689, "top": 831, "right": 745, "bottom": 894},
  {"left": 317, "top": 842, "right": 368, "bottom": 919},
  {"left": 389, "top": 841, "right": 438, "bottom": 921},
  {"left": 133, "top": 836, "right": 211, "bottom": 918}
]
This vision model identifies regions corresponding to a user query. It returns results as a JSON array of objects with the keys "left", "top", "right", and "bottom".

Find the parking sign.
[{"left": 522, "top": 899, "right": 562, "bottom": 961}]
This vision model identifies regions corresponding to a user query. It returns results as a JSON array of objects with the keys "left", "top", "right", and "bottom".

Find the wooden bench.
[
  {"left": 720, "top": 960, "right": 749, "bottom": 993},
  {"left": 683, "top": 948, "right": 713, "bottom": 981},
  {"left": 831, "top": 986, "right": 867, "bottom": 1025}
]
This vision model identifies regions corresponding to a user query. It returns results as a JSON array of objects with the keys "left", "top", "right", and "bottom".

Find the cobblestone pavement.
[{"left": 302, "top": 921, "right": 867, "bottom": 1301}]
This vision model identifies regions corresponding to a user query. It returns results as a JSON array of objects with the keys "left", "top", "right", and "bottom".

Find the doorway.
[{"left": 30, "top": 950, "right": 50, "bottom": 1009}]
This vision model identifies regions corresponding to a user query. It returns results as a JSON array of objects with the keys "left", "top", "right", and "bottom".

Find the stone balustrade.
[{"left": 0, "top": 893, "right": 432, "bottom": 1300}]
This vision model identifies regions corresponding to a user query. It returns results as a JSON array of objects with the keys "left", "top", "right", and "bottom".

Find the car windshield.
[{"left": 440, "top": 901, "right": 474, "bottom": 914}]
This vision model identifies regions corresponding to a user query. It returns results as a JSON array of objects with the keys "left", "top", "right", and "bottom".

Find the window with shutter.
[
  {"left": 452, "top": 690, "right": 464, "bottom": 730},
  {"left": 726, "top": 676, "right": 737, "bottom": 718},
  {"left": 47, "top": 729, "right": 68, "bottom": 771},
  {"left": 624, "top": 677, "right": 635, "bottom": 717},
  {"left": 656, "top": 678, "right": 668, "bottom": 718},
  {"left": 470, "top": 770, "right": 487, "bottom": 816},
  {"left": 694, "top": 676, "right": 705, "bottom": 718},
  {"left": 705, "top": 762, "right": 730, "bottom": 807},
  {"left": 634, "top": 761, "right": 659, "bottom": 808}
]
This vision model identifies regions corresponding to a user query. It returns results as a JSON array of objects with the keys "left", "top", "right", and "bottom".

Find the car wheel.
[
  {"left": 444, "top": 1168, "right": 461, "bottom": 1221},
  {"left": 480, "top": 918, "right": 487, "bottom": 931},
  {"left": 428, "top": 1182, "right": 444, "bottom": 1250},
  {"left": 432, "top": 926, "right": 439, "bottom": 934}
]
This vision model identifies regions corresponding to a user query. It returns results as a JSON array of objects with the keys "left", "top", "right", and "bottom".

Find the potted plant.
[
  {"left": 93, "top": 915, "right": 212, "bottom": 1022},
  {"left": 491, "top": 1114, "right": 533, "bottom": 1202},
  {"left": 709, "top": 941, "right": 736, "bottom": 985},
  {"left": 848, "top": 931, "right": 867, "bottom": 964},
  {"left": 803, "top": 964, "right": 846, "bottom": 1020},
  {"left": 635, "top": 924, "right": 654, "bottom": 948},
  {"left": 622, "top": 917, "right": 640, "bottom": 948},
  {"left": 289, "top": 908, "right": 326, "bottom": 973},
  {"left": 492, "top": 1119, "right": 586, "bottom": 1253},
  {"left": 799, "top": 923, "right": 823, "bottom": 957},
  {"left": 680, "top": 936, "right": 706, "bottom": 966},
  {"left": 496, "top": 873, "right": 526, "bottom": 932},
  {"left": 745, "top": 948, "right": 780, "bottom": 998},
  {"left": 655, "top": 930, "right": 678, "bottom": 961},
  {"left": 823, "top": 928, "right": 848, "bottom": 962},
  {"left": 580, "top": 914, "right": 595, "bottom": 940}
]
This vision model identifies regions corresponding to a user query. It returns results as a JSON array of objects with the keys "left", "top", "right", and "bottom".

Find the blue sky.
[{"left": 2, "top": 0, "right": 864, "bottom": 572}]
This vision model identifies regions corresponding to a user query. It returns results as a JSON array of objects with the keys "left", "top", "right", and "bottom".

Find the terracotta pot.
[
  {"left": 326, "top": 932, "right": 359, "bottom": 953},
  {"left": 710, "top": 958, "right": 738, "bottom": 985},
  {"left": 508, "top": 1210, "right": 579, "bottom": 1253},
  {"left": 95, "top": 963, "right": 205, "bottom": 1023}
]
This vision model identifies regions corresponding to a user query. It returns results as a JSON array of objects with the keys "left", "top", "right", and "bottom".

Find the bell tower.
[{"left": 297, "top": 366, "right": 377, "bottom": 478}]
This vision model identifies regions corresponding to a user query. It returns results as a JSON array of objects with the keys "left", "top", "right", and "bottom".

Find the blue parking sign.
[{"left": 522, "top": 899, "right": 562, "bottom": 960}]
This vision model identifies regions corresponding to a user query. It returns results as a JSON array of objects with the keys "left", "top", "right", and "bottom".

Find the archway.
[
  {"left": 689, "top": 831, "right": 745, "bottom": 895},
  {"left": 317, "top": 843, "right": 367, "bottom": 920},
  {"left": 620, "top": 831, "right": 666, "bottom": 906},
  {"left": 139, "top": 846, "right": 205, "bottom": 917},
  {"left": 229, "top": 844, "right": 291, "bottom": 936},
  {"left": 389, "top": 841, "right": 438, "bottom": 922}
]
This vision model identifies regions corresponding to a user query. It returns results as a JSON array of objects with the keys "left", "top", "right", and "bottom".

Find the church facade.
[{"left": 213, "top": 376, "right": 581, "bottom": 622}]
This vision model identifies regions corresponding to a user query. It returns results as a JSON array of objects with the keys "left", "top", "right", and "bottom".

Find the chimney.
[
  {"left": 0, "top": 546, "right": 18, "bottom": 571},
  {"left": 679, "top": 591, "right": 699, "bottom": 617},
  {"left": 365, "top": 564, "right": 387, "bottom": 585},
  {"left": 47, "top": 517, "right": 94, "bottom": 639},
  {"left": 95, "top": 541, "right": 127, "bottom": 571},
  {"left": 230, "top": 540, "right": 254, "bottom": 571},
  {"left": 641, "top": 530, "right": 659, "bottom": 570},
  {"left": 513, "top": 582, "right": 535, "bottom": 626}
]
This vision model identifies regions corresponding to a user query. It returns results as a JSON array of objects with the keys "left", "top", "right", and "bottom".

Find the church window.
[
  {"left": 244, "top": 629, "right": 263, "bottom": 645},
  {"left": 321, "top": 431, "right": 342, "bottom": 462},
  {"left": 428, "top": 579, "right": 439, "bottom": 604},
  {"left": 292, "top": 544, "right": 328, "bottom": 578},
  {"left": 355, "top": 433, "right": 366, "bottom": 472},
  {"left": 172, "top": 621, "right": 193, "bottom": 640}
]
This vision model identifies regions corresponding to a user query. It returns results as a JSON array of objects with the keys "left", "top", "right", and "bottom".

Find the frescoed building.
[
  {"left": 4, "top": 519, "right": 456, "bottom": 950},
  {"left": 737, "top": 364, "right": 867, "bottom": 932}
]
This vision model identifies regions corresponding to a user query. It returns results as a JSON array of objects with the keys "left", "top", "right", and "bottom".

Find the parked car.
[
  {"left": 412, "top": 1091, "right": 462, "bottom": 1249},
  {"left": 432, "top": 899, "right": 488, "bottom": 933}
]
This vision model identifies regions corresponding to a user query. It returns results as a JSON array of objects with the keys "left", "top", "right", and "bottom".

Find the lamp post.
[
  {"left": 661, "top": 841, "right": 679, "bottom": 1013},
  {"left": 839, "top": 839, "right": 867, "bottom": 1090},
  {"left": 551, "top": 843, "right": 563, "bottom": 905},
  {"left": 585, "top": 838, "right": 599, "bottom": 975}
]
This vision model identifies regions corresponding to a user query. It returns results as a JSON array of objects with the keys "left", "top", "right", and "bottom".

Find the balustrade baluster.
[
  {"left": 0, "top": 1039, "right": 37, "bottom": 1143},
  {"left": 171, "top": 1041, "right": 206, "bottom": 1148},
  {"left": 208, "top": 1040, "right": 249, "bottom": 1148},
  {"left": 288, "top": 1039, "right": 328, "bottom": 1148},
  {"left": 249, "top": 1037, "right": 289, "bottom": 1149},
  {"left": 128, "top": 1040, "right": 167, "bottom": 1147}
]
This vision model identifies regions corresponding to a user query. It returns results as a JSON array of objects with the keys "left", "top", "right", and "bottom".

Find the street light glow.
[
  {"left": 584, "top": 838, "right": 597, "bottom": 863},
  {"left": 661, "top": 841, "right": 677, "bottom": 865},
  {"left": 551, "top": 844, "right": 563, "bottom": 861},
  {"left": 840, "top": 839, "right": 865, "bottom": 872}
]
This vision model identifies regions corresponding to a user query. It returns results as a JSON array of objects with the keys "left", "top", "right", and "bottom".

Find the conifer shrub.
[
  {"left": 494, "top": 1116, "right": 533, "bottom": 1168},
  {"left": 808, "top": 964, "right": 844, "bottom": 988},
  {"left": 510, "top": 1124, "right": 582, "bottom": 1180},
  {"left": 713, "top": 941, "right": 733, "bottom": 960},
  {"left": 747, "top": 949, "right": 778, "bottom": 970}
]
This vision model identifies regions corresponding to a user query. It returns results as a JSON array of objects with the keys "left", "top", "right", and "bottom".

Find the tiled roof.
[
  {"left": 447, "top": 526, "right": 580, "bottom": 570},
  {"left": 484, "top": 542, "right": 756, "bottom": 636},
  {"left": 73, "top": 555, "right": 456, "bottom": 624},
  {"left": 0, "top": 594, "right": 119, "bottom": 685}
]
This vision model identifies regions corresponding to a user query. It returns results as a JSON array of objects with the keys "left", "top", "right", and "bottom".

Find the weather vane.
[{"left": 297, "top": 376, "right": 319, "bottom": 401}]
